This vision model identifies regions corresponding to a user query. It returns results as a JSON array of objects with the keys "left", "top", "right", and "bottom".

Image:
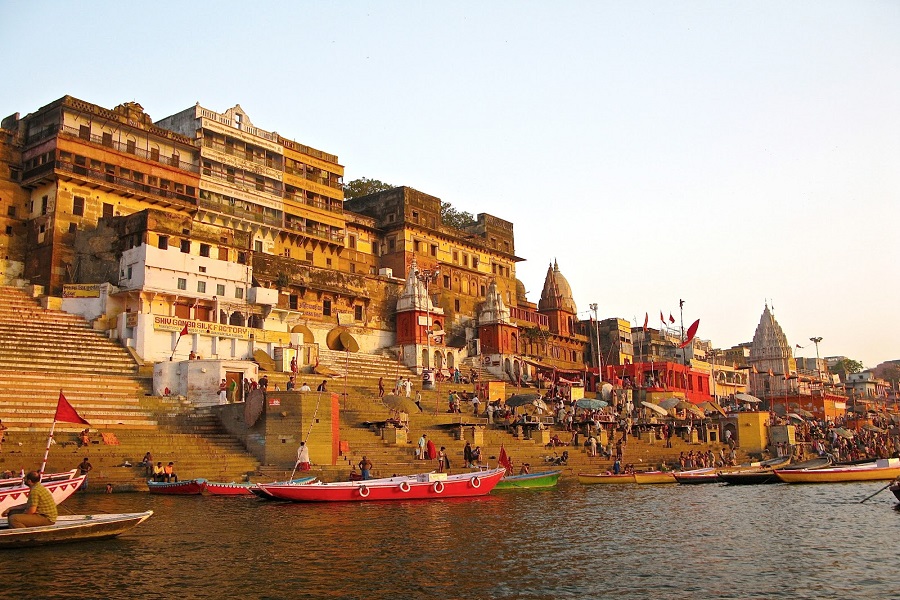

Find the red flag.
[
  {"left": 179, "top": 324, "right": 189, "bottom": 336},
  {"left": 55, "top": 392, "right": 89, "bottom": 425},
  {"left": 643, "top": 313, "right": 648, "bottom": 331},
  {"left": 660, "top": 311, "right": 665, "bottom": 324},
  {"left": 498, "top": 445, "right": 513, "bottom": 474},
  {"left": 795, "top": 344, "right": 802, "bottom": 349},
  {"left": 678, "top": 319, "right": 700, "bottom": 348},
  {"left": 669, "top": 313, "right": 675, "bottom": 324}
]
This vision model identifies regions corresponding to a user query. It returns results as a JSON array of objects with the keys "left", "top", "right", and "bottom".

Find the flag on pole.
[
  {"left": 179, "top": 323, "right": 189, "bottom": 336},
  {"left": 678, "top": 319, "right": 700, "bottom": 349},
  {"left": 498, "top": 445, "right": 513, "bottom": 474},
  {"left": 795, "top": 344, "right": 802, "bottom": 349},
  {"left": 55, "top": 392, "right": 89, "bottom": 425},
  {"left": 660, "top": 311, "right": 665, "bottom": 325},
  {"left": 643, "top": 312, "right": 648, "bottom": 331},
  {"left": 669, "top": 313, "right": 675, "bottom": 324}
]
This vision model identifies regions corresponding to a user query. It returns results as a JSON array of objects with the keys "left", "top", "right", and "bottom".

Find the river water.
[{"left": 3, "top": 479, "right": 898, "bottom": 599}]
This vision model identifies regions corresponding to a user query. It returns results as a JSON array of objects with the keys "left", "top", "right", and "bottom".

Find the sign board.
[{"left": 62, "top": 284, "right": 100, "bottom": 298}]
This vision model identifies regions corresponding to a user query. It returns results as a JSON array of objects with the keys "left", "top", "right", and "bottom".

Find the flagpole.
[{"left": 38, "top": 420, "right": 57, "bottom": 479}]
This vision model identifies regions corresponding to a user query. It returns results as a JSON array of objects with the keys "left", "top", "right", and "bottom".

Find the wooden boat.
[
  {"left": 577, "top": 473, "right": 635, "bottom": 484},
  {"left": 717, "top": 456, "right": 794, "bottom": 485},
  {"left": 493, "top": 470, "right": 561, "bottom": 490},
  {"left": 0, "top": 469, "right": 78, "bottom": 488},
  {"left": 256, "top": 468, "right": 505, "bottom": 502},
  {"left": 633, "top": 471, "right": 677, "bottom": 484},
  {"left": 673, "top": 468, "right": 720, "bottom": 485},
  {"left": 147, "top": 479, "right": 207, "bottom": 495},
  {"left": 0, "top": 511, "right": 153, "bottom": 549},
  {"left": 775, "top": 459, "right": 900, "bottom": 484},
  {"left": 206, "top": 477, "right": 316, "bottom": 497},
  {"left": 778, "top": 456, "right": 832, "bottom": 471},
  {"left": 0, "top": 474, "right": 86, "bottom": 516}
]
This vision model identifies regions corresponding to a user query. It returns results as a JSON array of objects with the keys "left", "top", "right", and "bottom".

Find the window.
[
  {"left": 289, "top": 295, "right": 298, "bottom": 310},
  {"left": 72, "top": 196, "right": 84, "bottom": 216},
  {"left": 326, "top": 258, "right": 332, "bottom": 267},
  {"left": 430, "top": 244, "right": 437, "bottom": 257},
  {"left": 200, "top": 243, "right": 210, "bottom": 257},
  {"left": 387, "top": 237, "right": 395, "bottom": 251},
  {"left": 472, "top": 257, "right": 479, "bottom": 269},
  {"left": 254, "top": 240, "right": 263, "bottom": 252},
  {"left": 452, "top": 250, "right": 458, "bottom": 263},
  {"left": 103, "top": 203, "right": 114, "bottom": 219},
  {"left": 226, "top": 168, "right": 235, "bottom": 183},
  {"left": 41, "top": 196, "right": 48, "bottom": 216},
  {"left": 348, "top": 235, "right": 356, "bottom": 249},
  {"left": 463, "top": 254, "right": 468, "bottom": 267},
  {"left": 126, "top": 265, "right": 133, "bottom": 279},
  {"left": 282, "top": 249, "right": 291, "bottom": 258},
  {"left": 177, "top": 278, "right": 187, "bottom": 290},
  {"left": 199, "top": 266, "right": 206, "bottom": 273},
  {"left": 68, "top": 223, "right": 77, "bottom": 233},
  {"left": 387, "top": 213, "right": 395, "bottom": 223},
  {"left": 323, "top": 299, "right": 332, "bottom": 316},
  {"left": 197, "top": 281, "right": 206, "bottom": 293},
  {"left": 412, "top": 210, "right": 419, "bottom": 222},
  {"left": 4, "top": 226, "right": 11, "bottom": 235},
  {"left": 305, "top": 251, "right": 313, "bottom": 262},
  {"left": 150, "top": 148, "right": 160, "bottom": 162},
  {"left": 237, "top": 252, "right": 247, "bottom": 264},
  {"left": 180, "top": 240, "right": 190, "bottom": 253},
  {"left": 102, "top": 132, "right": 112, "bottom": 147},
  {"left": 126, "top": 140, "right": 136, "bottom": 154},
  {"left": 203, "top": 161, "right": 212, "bottom": 176},
  {"left": 454, "top": 299, "right": 460, "bottom": 311},
  {"left": 255, "top": 177, "right": 265, "bottom": 191},
  {"left": 443, "top": 275, "right": 450, "bottom": 288},
  {"left": 158, "top": 235, "right": 168, "bottom": 250},
  {"left": 79, "top": 125, "right": 90, "bottom": 140},
  {"left": 214, "top": 284, "right": 225, "bottom": 296},
  {"left": 235, "top": 288, "right": 244, "bottom": 299},
  {"left": 354, "top": 305, "right": 363, "bottom": 321},
  {"left": 218, "top": 247, "right": 228, "bottom": 261},
  {"left": 7, "top": 206, "right": 15, "bottom": 217}
]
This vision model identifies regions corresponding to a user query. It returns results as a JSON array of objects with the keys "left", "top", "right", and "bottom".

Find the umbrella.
[
  {"left": 735, "top": 393, "right": 763, "bottom": 404},
  {"left": 531, "top": 398, "right": 549, "bottom": 412},
  {"left": 659, "top": 398, "right": 681, "bottom": 410},
  {"left": 641, "top": 401, "right": 668, "bottom": 417},
  {"left": 863, "top": 424, "right": 885, "bottom": 433},
  {"left": 506, "top": 393, "right": 542, "bottom": 408},
  {"left": 575, "top": 398, "right": 608, "bottom": 410},
  {"left": 793, "top": 408, "right": 814, "bottom": 419},
  {"left": 698, "top": 401, "right": 728, "bottom": 417},
  {"left": 832, "top": 427, "right": 854, "bottom": 439},
  {"left": 676, "top": 401, "right": 704, "bottom": 418},
  {"left": 382, "top": 394, "right": 421, "bottom": 413},
  {"left": 787, "top": 413, "right": 805, "bottom": 421},
  {"left": 773, "top": 404, "right": 787, "bottom": 416}
]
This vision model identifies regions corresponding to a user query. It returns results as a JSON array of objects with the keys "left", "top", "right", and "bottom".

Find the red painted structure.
[{"left": 604, "top": 361, "right": 713, "bottom": 403}]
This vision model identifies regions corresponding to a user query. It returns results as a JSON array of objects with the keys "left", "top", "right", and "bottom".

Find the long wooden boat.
[
  {"left": 718, "top": 470, "right": 781, "bottom": 485},
  {"left": 494, "top": 470, "right": 561, "bottom": 490},
  {"left": 577, "top": 473, "right": 636, "bottom": 484},
  {"left": 0, "top": 469, "right": 78, "bottom": 489},
  {"left": 147, "top": 479, "right": 207, "bottom": 495},
  {"left": 0, "top": 511, "right": 153, "bottom": 549},
  {"left": 775, "top": 460, "right": 900, "bottom": 484},
  {"left": 673, "top": 467, "right": 720, "bottom": 485},
  {"left": 0, "top": 474, "right": 86, "bottom": 516},
  {"left": 633, "top": 471, "right": 677, "bottom": 484},
  {"left": 256, "top": 468, "right": 505, "bottom": 502},
  {"left": 206, "top": 477, "right": 316, "bottom": 497}
]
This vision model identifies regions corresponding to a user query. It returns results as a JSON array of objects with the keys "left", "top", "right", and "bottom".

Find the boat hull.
[
  {"left": 674, "top": 468, "right": 720, "bottom": 484},
  {"left": 0, "top": 475, "right": 86, "bottom": 516},
  {"left": 494, "top": 470, "right": 561, "bottom": 490},
  {"left": 0, "top": 511, "right": 153, "bottom": 548},
  {"left": 257, "top": 469, "right": 505, "bottom": 502},
  {"left": 775, "top": 464, "right": 900, "bottom": 484},
  {"left": 633, "top": 471, "right": 677, "bottom": 484},
  {"left": 147, "top": 479, "right": 206, "bottom": 495},
  {"left": 717, "top": 471, "right": 781, "bottom": 485},
  {"left": 206, "top": 477, "right": 316, "bottom": 497},
  {"left": 577, "top": 473, "right": 635, "bottom": 484}
]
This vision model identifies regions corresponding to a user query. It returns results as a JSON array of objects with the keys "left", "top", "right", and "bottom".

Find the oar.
[{"left": 859, "top": 481, "right": 894, "bottom": 503}]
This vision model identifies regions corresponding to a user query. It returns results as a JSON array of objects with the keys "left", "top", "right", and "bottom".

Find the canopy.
[
  {"left": 735, "top": 393, "right": 763, "bottom": 404},
  {"left": 659, "top": 398, "right": 681, "bottom": 410},
  {"left": 793, "top": 407, "right": 814, "bottom": 419},
  {"left": 862, "top": 424, "right": 885, "bottom": 433},
  {"left": 507, "top": 393, "right": 542, "bottom": 408},
  {"left": 531, "top": 398, "right": 549, "bottom": 412},
  {"left": 676, "top": 401, "right": 705, "bottom": 418},
  {"left": 698, "top": 401, "right": 728, "bottom": 417},
  {"left": 832, "top": 427, "right": 854, "bottom": 439},
  {"left": 575, "top": 398, "right": 608, "bottom": 410},
  {"left": 788, "top": 413, "right": 805, "bottom": 421},
  {"left": 382, "top": 394, "right": 421, "bottom": 413},
  {"left": 641, "top": 401, "right": 668, "bottom": 417}
]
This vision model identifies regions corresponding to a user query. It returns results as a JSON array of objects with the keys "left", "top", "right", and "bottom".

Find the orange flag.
[{"left": 55, "top": 392, "right": 89, "bottom": 425}]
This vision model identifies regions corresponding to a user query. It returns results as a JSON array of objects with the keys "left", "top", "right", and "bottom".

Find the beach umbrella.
[
  {"left": 698, "top": 401, "right": 728, "bottom": 417},
  {"left": 793, "top": 408, "right": 814, "bottom": 419},
  {"left": 676, "top": 401, "right": 704, "bottom": 418},
  {"left": 787, "top": 413, "right": 805, "bottom": 421},
  {"left": 735, "top": 393, "right": 763, "bottom": 404},
  {"left": 659, "top": 398, "right": 681, "bottom": 410},
  {"left": 832, "top": 427, "right": 854, "bottom": 439},
  {"left": 575, "top": 398, "right": 608, "bottom": 410},
  {"left": 382, "top": 394, "right": 421, "bottom": 413},
  {"left": 641, "top": 401, "right": 668, "bottom": 417},
  {"left": 862, "top": 424, "right": 885, "bottom": 433},
  {"left": 507, "top": 393, "right": 542, "bottom": 407}
]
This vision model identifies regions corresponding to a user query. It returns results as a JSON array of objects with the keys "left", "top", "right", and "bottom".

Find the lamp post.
[
  {"left": 415, "top": 265, "right": 440, "bottom": 390},
  {"left": 589, "top": 303, "right": 602, "bottom": 384},
  {"left": 809, "top": 336, "right": 823, "bottom": 394}
]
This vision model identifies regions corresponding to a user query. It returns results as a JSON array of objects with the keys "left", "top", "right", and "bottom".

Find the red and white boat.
[
  {"left": 205, "top": 476, "right": 317, "bottom": 497},
  {"left": 0, "top": 474, "right": 86, "bottom": 516},
  {"left": 256, "top": 468, "right": 505, "bottom": 502},
  {"left": 147, "top": 479, "right": 207, "bottom": 495},
  {"left": 0, "top": 469, "right": 78, "bottom": 489}
]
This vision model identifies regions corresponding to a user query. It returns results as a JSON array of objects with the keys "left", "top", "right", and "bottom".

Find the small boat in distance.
[
  {"left": 633, "top": 471, "right": 677, "bottom": 484},
  {"left": 775, "top": 459, "right": 900, "bottom": 484},
  {"left": 256, "top": 468, "right": 505, "bottom": 502},
  {"left": 673, "top": 467, "right": 720, "bottom": 485},
  {"left": 0, "top": 511, "right": 153, "bottom": 549},
  {"left": 577, "top": 473, "right": 636, "bottom": 484},
  {"left": 147, "top": 479, "right": 207, "bottom": 495},
  {"left": 494, "top": 470, "right": 561, "bottom": 490}
]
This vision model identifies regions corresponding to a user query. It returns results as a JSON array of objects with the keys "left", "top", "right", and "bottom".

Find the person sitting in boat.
[
  {"left": 2, "top": 470, "right": 57, "bottom": 528},
  {"left": 163, "top": 462, "right": 178, "bottom": 483},
  {"left": 152, "top": 462, "right": 165, "bottom": 482},
  {"left": 519, "top": 463, "right": 531, "bottom": 475}
]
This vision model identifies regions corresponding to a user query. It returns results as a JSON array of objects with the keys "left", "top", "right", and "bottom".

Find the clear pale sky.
[{"left": 2, "top": 1, "right": 898, "bottom": 368}]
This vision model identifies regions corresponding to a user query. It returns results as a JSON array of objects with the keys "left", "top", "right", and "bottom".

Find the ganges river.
[{"left": 3, "top": 479, "right": 898, "bottom": 599}]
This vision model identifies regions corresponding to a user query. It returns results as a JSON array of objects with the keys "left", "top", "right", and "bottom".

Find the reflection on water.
[{"left": 3, "top": 480, "right": 898, "bottom": 599}]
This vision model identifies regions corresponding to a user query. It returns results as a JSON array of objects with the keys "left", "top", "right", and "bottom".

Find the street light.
[
  {"left": 810, "top": 336, "right": 823, "bottom": 392},
  {"left": 415, "top": 265, "right": 440, "bottom": 390},
  {"left": 589, "top": 303, "right": 602, "bottom": 383}
]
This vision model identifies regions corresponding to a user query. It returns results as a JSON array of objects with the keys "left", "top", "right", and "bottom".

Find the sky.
[{"left": 2, "top": 1, "right": 898, "bottom": 368}]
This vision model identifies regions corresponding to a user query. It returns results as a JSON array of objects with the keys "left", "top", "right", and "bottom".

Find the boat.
[
  {"left": 493, "top": 470, "right": 561, "bottom": 490},
  {"left": 205, "top": 477, "right": 316, "bottom": 497},
  {"left": 633, "top": 471, "right": 677, "bottom": 484},
  {"left": 717, "top": 456, "right": 793, "bottom": 485},
  {"left": 0, "top": 474, "right": 86, "bottom": 516},
  {"left": 673, "top": 467, "right": 720, "bottom": 485},
  {"left": 577, "top": 473, "right": 636, "bottom": 484},
  {"left": 775, "top": 459, "right": 900, "bottom": 484},
  {"left": 256, "top": 468, "right": 505, "bottom": 502},
  {"left": 778, "top": 456, "right": 832, "bottom": 471},
  {"left": 147, "top": 479, "right": 207, "bottom": 495},
  {"left": 0, "top": 469, "right": 78, "bottom": 488},
  {"left": 0, "top": 511, "right": 153, "bottom": 549}
]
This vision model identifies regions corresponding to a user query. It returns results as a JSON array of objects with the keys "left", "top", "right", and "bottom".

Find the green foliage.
[
  {"left": 829, "top": 358, "right": 864, "bottom": 378},
  {"left": 441, "top": 201, "right": 476, "bottom": 229},
  {"left": 343, "top": 178, "right": 394, "bottom": 199},
  {"left": 275, "top": 272, "right": 291, "bottom": 289}
]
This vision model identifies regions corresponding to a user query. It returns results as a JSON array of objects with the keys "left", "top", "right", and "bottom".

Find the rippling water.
[{"left": 3, "top": 480, "right": 898, "bottom": 599}]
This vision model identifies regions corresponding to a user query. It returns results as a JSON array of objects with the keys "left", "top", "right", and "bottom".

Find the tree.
[
  {"left": 441, "top": 201, "right": 476, "bottom": 229},
  {"left": 343, "top": 178, "right": 394, "bottom": 199},
  {"left": 829, "top": 358, "right": 864, "bottom": 380}
]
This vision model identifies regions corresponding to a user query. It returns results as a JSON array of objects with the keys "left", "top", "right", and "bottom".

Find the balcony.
[
  {"left": 45, "top": 160, "right": 197, "bottom": 208},
  {"left": 198, "top": 195, "right": 283, "bottom": 227},
  {"left": 59, "top": 125, "right": 200, "bottom": 173}
]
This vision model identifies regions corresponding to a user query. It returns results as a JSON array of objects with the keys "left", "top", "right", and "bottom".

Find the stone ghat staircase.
[{"left": 0, "top": 285, "right": 261, "bottom": 488}]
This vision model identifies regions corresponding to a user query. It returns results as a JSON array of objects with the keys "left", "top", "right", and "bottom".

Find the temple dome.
[{"left": 538, "top": 260, "right": 577, "bottom": 314}]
